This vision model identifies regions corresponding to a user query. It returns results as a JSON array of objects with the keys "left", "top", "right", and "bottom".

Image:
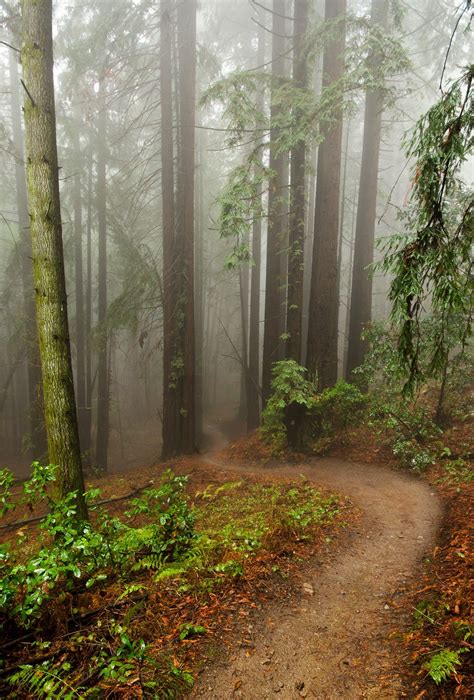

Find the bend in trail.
[{"left": 192, "top": 425, "right": 442, "bottom": 699}]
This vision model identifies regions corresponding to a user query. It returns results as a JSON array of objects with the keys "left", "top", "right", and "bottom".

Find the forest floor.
[
  {"left": 188, "top": 426, "right": 442, "bottom": 699},
  {"left": 2, "top": 413, "right": 472, "bottom": 698}
]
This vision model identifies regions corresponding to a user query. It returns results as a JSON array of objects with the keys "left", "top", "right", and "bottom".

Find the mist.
[{"left": 0, "top": 0, "right": 471, "bottom": 475}]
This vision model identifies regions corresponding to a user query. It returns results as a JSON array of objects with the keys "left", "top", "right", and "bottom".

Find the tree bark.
[
  {"left": 238, "top": 258, "right": 250, "bottom": 421},
  {"left": 247, "top": 22, "right": 265, "bottom": 430},
  {"left": 95, "top": 79, "right": 109, "bottom": 470},
  {"left": 286, "top": 0, "right": 309, "bottom": 363},
  {"left": 262, "top": 0, "right": 286, "bottom": 404},
  {"left": 160, "top": 0, "right": 179, "bottom": 459},
  {"left": 346, "top": 0, "right": 388, "bottom": 379},
  {"left": 278, "top": 151, "right": 289, "bottom": 361},
  {"left": 8, "top": 45, "right": 46, "bottom": 459},
  {"left": 176, "top": 0, "right": 197, "bottom": 453},
  {"left": 306, "top": 0, "right": 346, "bottom": 390},
  {"left": 72, "top": 106, "right": 87, "bottom": 452},
  {"left": 162, "top": 0, "right": 197, "bottom": 457},
  {"left": 20, "top": 0, "right": 87, "bottom": 519},
  {"left": 343, "top": 177, "right": 357, "bottom": 378},
  {"left": 247, "top": 208, "right": 262, "bottom": 429},
  {"left": 83, "top": 143, "right": 93, "bottom": 464},
  {"left": 195, "top": 128, "right": 204, "bottom": 445}
]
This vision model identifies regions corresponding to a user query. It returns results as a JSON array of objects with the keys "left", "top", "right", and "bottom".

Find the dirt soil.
[{"left": 190, "top": 433, "right": 442, "bottom": 699}]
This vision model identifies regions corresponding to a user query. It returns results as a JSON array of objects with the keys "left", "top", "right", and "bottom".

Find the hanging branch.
[
  {"left": 439, "top": 0, "right": 473, "bottom": 92},
  {"left": 381, "top": 66, "right": 474, "bottom": 392}
]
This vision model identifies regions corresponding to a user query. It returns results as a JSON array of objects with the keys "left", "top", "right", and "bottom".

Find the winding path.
[{"left": 191, "top": 438, "right": 442, "bottom": 699}]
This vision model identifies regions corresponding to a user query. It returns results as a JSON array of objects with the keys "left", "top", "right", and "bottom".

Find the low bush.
[
  {"left": 261, "top": 360, "right": 366, "bottom": 453},
  {"left": 0, "top": 465, "right": 195, "bottom": 630},
  {"left": 1, "top": 465, "right": 343, "bottom": 697},
  {"left": 261, "top": 360, "right": 317, "bottom": 451}
]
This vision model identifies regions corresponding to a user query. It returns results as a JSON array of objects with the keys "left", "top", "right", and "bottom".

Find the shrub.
[
  {"left": 0, "top": 466, "right": 195, "bottom": 629},
  {"left": 311, "top": 381, "right": 366, "bottom": 438},
  {"left": 261, "top": 360, "right": 317, "bottom": 452},
  {"left": 262, "top": 361, "right": 366, "bottom": 453}
]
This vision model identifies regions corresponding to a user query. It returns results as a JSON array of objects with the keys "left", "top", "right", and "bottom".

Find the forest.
[{"left": 0, "top": 0, "right": 472, "bottom": 697}]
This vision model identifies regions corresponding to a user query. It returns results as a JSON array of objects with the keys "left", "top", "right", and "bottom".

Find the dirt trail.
[{"left": 192, "top": 426, "right": 442, "bottom": 699}]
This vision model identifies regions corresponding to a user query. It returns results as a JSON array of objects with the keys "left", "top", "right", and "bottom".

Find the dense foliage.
[
  {"left": 0, "top": 466, "right": 195, "bottom": 630},
  {"left": 0, "top": 465, "right": 342, "bottom": 697},
  {"left": 381, "top": 65, "right": 474, "bottom": 392},
  {"left": 262, "top": 360, "right": 366, "bottom": 453},
  {"left": 201, "top": 10, "right": 409, "bottom": 265}
]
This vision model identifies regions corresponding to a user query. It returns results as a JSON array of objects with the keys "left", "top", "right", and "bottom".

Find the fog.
[{"left": 0, "top": 0, "right": 471, "bottom": 476}]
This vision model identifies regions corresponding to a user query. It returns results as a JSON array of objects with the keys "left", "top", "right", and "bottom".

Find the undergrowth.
[
  {"left": 403, "top": 479, "right": 473, "bottom": 697},
  {"left": 0, "top": 465, "right": 342, "bottom": 698},
  {"left": 261, "top": 360, "right": 366, "bottom": 454}
]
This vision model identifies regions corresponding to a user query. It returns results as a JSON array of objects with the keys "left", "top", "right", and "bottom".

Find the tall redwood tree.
[
  {"left": 262, "top": 0, "right": 286, "bottom": 404},
  {"left": 286, "top": 0, "right": 309, "bottom": 362},
  {"left": 346, "top": 0, "right": 389, "bottom": 379},
  {"left": 306, "top": 0, "right": 346, "bottom": 389}
]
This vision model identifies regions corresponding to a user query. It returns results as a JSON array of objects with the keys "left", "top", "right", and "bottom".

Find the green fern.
[
  {"left": 116, "top": 582, "right": 147, "bottom": 601},
  {"left": 132, "top": 552, "right": 163, "bottom": 571},
  {"left": 424, "top": 648, "right": 461, "bottom": 685},
  {"left": 155, "top": 564, "right": 188, "bottom": 581},
  {"left": 8, "top": 662, "right": 91, "bottom": 699}
]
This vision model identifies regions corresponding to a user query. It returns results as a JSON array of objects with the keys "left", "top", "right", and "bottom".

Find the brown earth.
[
  {"left": 190, "top": 432, "right": 442, "bottom": 699},
  {"left": 0, "top": 417, "right": 450, "bottom": 698}
]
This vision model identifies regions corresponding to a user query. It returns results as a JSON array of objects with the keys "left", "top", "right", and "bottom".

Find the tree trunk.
[
  {"left": 301, "top": 142, "right": 318, "bottom": 366},
  {"left": 343, "top": 177, "right": 357, "bottom": 378},
  {"left": 176, "top": 0, "right": 197, "bottom": 453},
  {"left": 278, "top": 151, "right": 289, "bottom": 361},
  {"left": 346, "top": 0, "right": 388, "bottom": 379},
  {"left": 247, "top": 22, "right": 265, "bottom": 430},
  {"left": 21, "top": 0, "right": 87, "bottom": 519},
  {"left": 337, "top": 118, "right": 351, "bottom": 377},
  {"left": 195, "top": 129, "right": 204, "bottom": 445},
  {"left": 262, "top": 0, "right": 286, "bottom": 404},
  {"left": 95, "top": 79, "right": 109, "bottom": 470},
  {"left": 238, "top": 259, "right": 250, "bottom": 421},
  {"left": 306, "top": 0, "right": 346, "bottom": 390},
  {"left": 160, "top": 0, "right": 179, "bottom": 459},
  {"left": 286, "top": 0, "right": 309, "bottom": 363},
  {"left": 247, "top": 210, "right": 262, "bottom": 429},
  {"left": 8, "top": 45, "right": 46, "bottom": 460},
  {"left": 162, "top": 0, "right": 197, "bottom": 457},
  {"left": 83, "top": 144, "right": 93, "bottom": 464},
  {"left": 72, "top": 106, "right": 87, "bottom": 451}
]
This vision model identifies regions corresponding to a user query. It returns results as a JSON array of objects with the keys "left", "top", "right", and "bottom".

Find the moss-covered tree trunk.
[{"left": 21, "top": 0, "right": 87, "bottom": 520}]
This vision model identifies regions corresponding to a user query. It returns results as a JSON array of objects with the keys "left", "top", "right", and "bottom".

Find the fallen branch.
[
  {"left": 0, "top": 649, "right": 60, "bottom": 678},
  {"left": 0, "top": 483, "right": 153, "bottom": 532},
  {"left": 0, "top": 594, "right": 147, "bottom": 653}
]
